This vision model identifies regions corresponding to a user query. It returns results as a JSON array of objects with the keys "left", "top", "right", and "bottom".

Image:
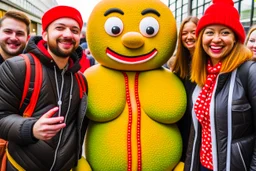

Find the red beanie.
[
  {"left": 196, "top": 0, "right": 245, "bottom": 43},
  {"left": 42, "top": 6, "right": 83, "bottom": 32}
]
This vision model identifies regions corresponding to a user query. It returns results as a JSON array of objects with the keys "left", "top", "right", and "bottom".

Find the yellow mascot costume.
[{"left": 83, "top": 0, "right": 187, "bottom": 170}]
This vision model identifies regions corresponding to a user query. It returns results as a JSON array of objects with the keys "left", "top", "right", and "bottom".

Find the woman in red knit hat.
[{"left": 183, "top": 0, "right": 256, "bottom": 170}]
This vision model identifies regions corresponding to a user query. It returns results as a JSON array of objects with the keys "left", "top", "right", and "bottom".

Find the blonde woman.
[
  {"left": 172, "top": 16, "right": 199, "bottom": 78},
  {"left": 245, "top": 25, "right": 256, "bottom": 60},
  {"left": 170, "top": 16, "right": 199, "bottom": 165}
]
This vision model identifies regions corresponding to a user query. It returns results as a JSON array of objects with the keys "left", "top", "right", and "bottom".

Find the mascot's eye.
[
  {"left": 104, "top": 17, "right": 123, "bottom": 36},
  {"left": 112, "top": 26, "right": 121, "bottom": 34},
  {"left": 139, "top": 17, "right": 159, "bottom": 37}
]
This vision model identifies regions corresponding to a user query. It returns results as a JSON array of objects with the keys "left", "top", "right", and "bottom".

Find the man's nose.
[
  {"left": 62, "top": 29, "right": 73, "bottom": 37},
  {"left": 9, "top": 32, "right": 18, "bottom": 40}
]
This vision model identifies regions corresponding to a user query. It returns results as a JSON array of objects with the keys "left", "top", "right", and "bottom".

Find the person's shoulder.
[
  {"left": 238, "top": 60, "right": 256, "bottom": 77},
  {"left": 248, "top": 60, "right": 256, "bottom": 71},
  {"left": 0, "top": 56, "right": 26, "bottom": 84},
  {"left": 0, "top": 55, "right": 26, "bottom": 71},
  {"left": 239, "top": 60, "right": 256, "bottom": 69},
  {"left": 4, "top": 55, "right": 25, "bottom": 64}
]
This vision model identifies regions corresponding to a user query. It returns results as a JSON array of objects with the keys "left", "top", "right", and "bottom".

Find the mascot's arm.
[
  {"left": 71, "top": 157, "right": 92, "bottom": 171},
  {"left": 173, "top": 162, "right": 184, "bottom": 171}
]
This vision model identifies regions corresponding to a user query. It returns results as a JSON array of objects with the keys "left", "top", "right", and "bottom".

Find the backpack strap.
[
  {"left": 19, "top": 53, "right": 34, "bottom": 111},
  {"left": 19, "top": 53, "right": 43, "bottom": 117},
  {"left": 238, "top": 61, "right": 254, "bottom": 100},
  {"left": 75, "top": 72, "right": 87, "bottom": 99}
]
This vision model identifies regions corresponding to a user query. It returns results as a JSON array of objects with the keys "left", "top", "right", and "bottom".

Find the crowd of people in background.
[{"left": 1, "top": 0, "right": 256, "bottom": 170}]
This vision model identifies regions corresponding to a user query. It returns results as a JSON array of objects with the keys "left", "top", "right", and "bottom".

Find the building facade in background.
[
  {"left": 168, "top": 0, "right": 256, "bottom": 32},
  {"left": 0, "top": 0, "right": 255, "bottom": 35},
  {"left": 0, "top": 0, "right": 58, "bottom": 35}
]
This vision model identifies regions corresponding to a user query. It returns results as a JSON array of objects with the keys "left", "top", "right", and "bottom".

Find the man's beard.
[{"left": 48, "top": 38, "right": 77, "bottom": 59}]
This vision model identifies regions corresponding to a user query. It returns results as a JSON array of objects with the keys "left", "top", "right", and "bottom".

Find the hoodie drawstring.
[{"left": 50, "top": 65, "right": 74, "bottom": 171}]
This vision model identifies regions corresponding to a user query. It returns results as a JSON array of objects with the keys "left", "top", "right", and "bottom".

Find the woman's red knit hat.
[
  {"left": 42, "top": 5, "right": 83, "bottom": 32},
  {"left": 196, "top": 0, "right": 245, "bottom": 43}
]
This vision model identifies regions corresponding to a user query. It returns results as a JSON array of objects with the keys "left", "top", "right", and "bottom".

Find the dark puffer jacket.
[
  {"left": 184, "top": 61, "right": 256, "bottom": 171},
  {"left": 0, "top": 36, "right": 88, "bottom": 171}
]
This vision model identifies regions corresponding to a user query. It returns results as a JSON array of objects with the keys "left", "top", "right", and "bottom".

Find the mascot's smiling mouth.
[{"left": 106, "top": 48, "right": 158, "bottom": 64}]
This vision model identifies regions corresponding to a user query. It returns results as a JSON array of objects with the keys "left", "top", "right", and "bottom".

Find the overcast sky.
[{"left": 56, "top": 0, "right": 169, "bottom": 23}]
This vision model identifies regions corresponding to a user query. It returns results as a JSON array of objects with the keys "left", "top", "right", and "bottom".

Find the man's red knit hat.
[
  {"left": 196, "top": 0, "right": 245, "bottom": 43},
  {"left": 42, "top": 5, "right": 83, "bottom": 32}
]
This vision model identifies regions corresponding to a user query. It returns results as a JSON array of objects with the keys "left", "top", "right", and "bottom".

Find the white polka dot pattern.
[{"left": 194, "top": 60, "right": 222, "bottom": 170}]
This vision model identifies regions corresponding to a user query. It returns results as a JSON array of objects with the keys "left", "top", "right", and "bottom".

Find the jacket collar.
[{"left": 215, "top": 72, "right": 231, "bottom": 95}]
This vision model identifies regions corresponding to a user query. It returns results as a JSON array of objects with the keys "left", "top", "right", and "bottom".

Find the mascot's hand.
[
  {"left": 71, "top": 157, "right": 92, "bottom": 171},
  {"left": 173, "top": 162, "right": 184, "bottom": 171}
]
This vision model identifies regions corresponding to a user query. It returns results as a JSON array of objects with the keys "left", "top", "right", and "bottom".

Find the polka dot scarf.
[{"left": 194, "top": 59, "right": 222, "bottom": 170}]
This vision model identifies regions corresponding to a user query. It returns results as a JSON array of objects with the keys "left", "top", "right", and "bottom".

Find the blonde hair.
[
  {"left": 172, "top": 16, "right": 199, "bottom": 78},
  {"left": 167, "top": 56, "right": 176, "bottom": 71},
  {"left": 245, "top": 25, "right": 256, "bottom": 45},
  {"left": 191, "top": 28, "right": 252, "bottom": 87}
]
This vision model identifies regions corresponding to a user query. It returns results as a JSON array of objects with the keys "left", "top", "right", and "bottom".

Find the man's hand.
[{"left": 33, "top": 107, "right": 66, "bottom": 140}]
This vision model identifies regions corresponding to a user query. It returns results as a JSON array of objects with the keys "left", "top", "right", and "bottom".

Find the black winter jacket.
[
  {"left": 184, "top": 61, "right": 256, "bottom": 171},
  {"left": 0, "top": 36, "right": 88, "bottom": 171}
]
